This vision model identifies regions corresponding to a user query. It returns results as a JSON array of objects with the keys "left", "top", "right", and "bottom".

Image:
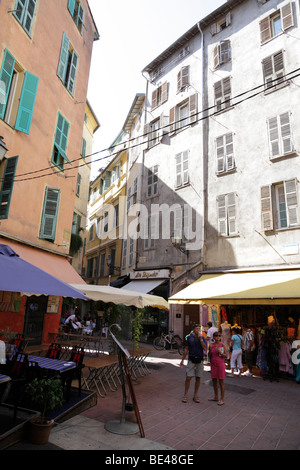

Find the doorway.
[
  {"left": 183, "top": 305, "right": 200, "bottom": 338},
  {"left": 23, "top": 295, "right": 48, "bottom": 345}
]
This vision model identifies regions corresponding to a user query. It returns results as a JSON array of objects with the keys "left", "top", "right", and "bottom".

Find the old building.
[{"left": 0, "top": 0, "right": 99, "bottom": 344}]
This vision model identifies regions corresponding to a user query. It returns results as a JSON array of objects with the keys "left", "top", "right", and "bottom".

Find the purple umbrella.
[{"left": 0, "top": 244, "right": 87, "bottom": 299}]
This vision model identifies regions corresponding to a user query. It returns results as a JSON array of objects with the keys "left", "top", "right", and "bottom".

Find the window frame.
[
  {"left": 175, "top": 150, "right": 189, "bottom": 188},
  {"left": 214, "top": 77, "right": 232, "bottom": 113},
  {"left": 57, "top": 32, "right": 78, "bottom": 96},
  {"left": 147, "top": 165, "right": 158, "bottom": 198},
  {"left": 40, "top": 187, "right": 60, "bottom": 241},
  {"left": 13, "top": 0, "right": 37, "bottom": 37},
  {"left": 52, "top": 112, "right": 70, "bottom": 171},
  {"left": 217, "top": 192, "right": 237, "bottom": 236},
  {"left": 259, "top": 2, "right": 294, "bottom": 44},
  {"left": 262, "top": 50, "right": 286, "bottom": 92},
  {"left": 267, "top": 111, "right": 293, "bottom": 159},
  {"left": 216, "top": 133, "right": 235, "bottom": 174},
  {"left": 0, "top": 49, "right": 39, "bottom": 134},
  {"left": 0, "top": 156, "right": 19, "bottom": 220},
  {"left": 261, "top": 179, "right": 298, "bottom": 231}
]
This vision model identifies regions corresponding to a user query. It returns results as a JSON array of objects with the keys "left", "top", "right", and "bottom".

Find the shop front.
[
  {"left": 169, "top": 270, "right": 300, "bottom": 381},
  {"left": 122, "top": 269, "right": 170, "bottom": 341}
]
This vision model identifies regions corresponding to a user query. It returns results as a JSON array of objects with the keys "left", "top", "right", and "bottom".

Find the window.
[
  {"left": 214, "top": 77, "right": 232, "bottom": 112},
  {"left": 13, "top": 0, "right": 37, "bottom": 37},
  {"left": 151, "top": 81, "right": 168, "bottom": 110},
  {"left": 177, "top": 66, "right": 190, "bottom": 92},
  {"left": 262, "top": 51, "right": 285, "bottom": 91},
  {"left": 122, "top": 240, "right": 127, "bottom": 268},
  {"left": 144, "top": 115, "right": 169, "bottom": 147},
  {"left": 103, "top": 170, "right": 111, "bottom": 191},
  {"left": 72, "top": 212, "right": 81, "bottom": 234},
  {"left": 268, "top": 112, "right": 293, "bottom": 158},
  {"left": 68, "top": 0, "right": 85, "bottom": 34},
  {"left": 213, "top": 40, "right": 231, "bottom": 68},
  {"left": 169, "top": 94, "right": 198, "bottom": 133},
  {"left": 87, "top": 258, "right": 93, "bottom": 278},
  {"left": 103, "top": 211, "right": 109, "bottom": 233},
  {"left": 81, "top": 138, "right": 86, "bottom": 158},
  {"left": 149, "top": 119, "right": 160, "bottom": 148},
  {"left": 216, "top": 133, "right": 235, "bottom": 173},
  {"left": 0, "top": 156, "right": 18, "bottom": 219},
  {"left": 52, "top": 113, "right": 71, "bottom": 171},
  {"left": 259, "top": 2, "right": 294, "bottom": 44},
  {"left": 40, "top": 187, "right": 60, "bottom": 241},
  {"left": 147, "top": 166, "right": 158, "bottom": 198},
  {"left": 99, "top": 253, "right": 105, "bottom": 277},
  {"left": 57, "top": 33, "right": 78, "bottom": 96},
  {"left": 76, "top": 173, "right": 81, "bottom": 196},
  {"left": 217, "top": 192, "right": 237, "bottom": 236},
  {"left": 211, "top": 13, "right": 231, "bottom": 35},
  {"left": 175, "top": 151, "right": 189, "bottom": 188},
  {"left": 261, "top": 179, "right": 298, "bottom": 230},
  {"left": 144, "top": 216, "right": 156, "bottom": 249},
  {"left": 113, "top": 204, "right": 119, "bottom": 228},
  {"left": 129, "top": 238, "right": 134, "bottom": 266},
  {"left": 89, "top": 223, "right": 94, "bottom": 241},
  {"left": 0, "top": 49, "right": 39, "bottom": 134}
]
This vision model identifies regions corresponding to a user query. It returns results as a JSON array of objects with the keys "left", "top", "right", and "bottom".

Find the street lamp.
[
  {"left": 170, "top": 233, "right": 188, "bottom": 255},
  {"left": 106, "top": 254, "right": 121, "bottom": 274},
  {"left": 0, "top": 136, "right": 8, "bottom": 161}
]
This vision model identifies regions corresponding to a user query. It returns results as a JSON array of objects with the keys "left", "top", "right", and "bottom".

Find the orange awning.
[{"left": 2, "top": 239, "right": 85, "bottom": 285}]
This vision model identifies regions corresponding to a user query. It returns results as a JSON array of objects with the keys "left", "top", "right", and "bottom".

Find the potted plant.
[{"left": 25, "top": 376, "right": 63, "bottom": 444}]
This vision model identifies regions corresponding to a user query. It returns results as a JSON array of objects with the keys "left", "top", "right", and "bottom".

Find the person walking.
[
  {"left": 242, "top": 324, "right": 255, "bottom": 376},
  {"left": 208, "top": 331, "right": 227, "bottom": 406},
  {"left": 180, "top": 324, "right": 207, "bottom": 403},
  {"left": 230, "top": 327, "right": 243, "bottom": 376}
]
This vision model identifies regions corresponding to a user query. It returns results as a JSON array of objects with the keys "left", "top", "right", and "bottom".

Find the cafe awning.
[
  {"left": 0, "top": 245, "right": 87, "bottom": 299},
  {"left": 70, "top": 284, "right": 169, "bottom": 310},
  {"left": 121, "top": 279, "right": 165, "bottom": 293},
  {"left": 168, "top": 270, "right": 300, "bottom": 305},
  {"left": 1, "top": 239, "right": 85, "bottom": 285}
]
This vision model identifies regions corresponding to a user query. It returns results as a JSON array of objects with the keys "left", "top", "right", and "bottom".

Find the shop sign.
[{"left": 130, "top": 269, "right": 170, "bottom": 280}]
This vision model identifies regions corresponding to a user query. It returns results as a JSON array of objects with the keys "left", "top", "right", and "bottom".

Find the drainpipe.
[{"left": 196, "top": 22, "right": 207, "bottom": 271}]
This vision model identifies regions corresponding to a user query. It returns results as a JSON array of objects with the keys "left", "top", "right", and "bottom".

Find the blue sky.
[{"left": 87, "top": 0, "right": 225, "bottom": 177}]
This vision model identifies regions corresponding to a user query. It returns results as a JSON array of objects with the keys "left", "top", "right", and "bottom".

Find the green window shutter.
[
  {"left": 15, "top": 71, "right": 39, "bottom": 134},
  {"left": 52, "top": 113, "right": 71, "bottom": 169},
  {"left": 0, "top": 156, "right": 18, "bottom": 219},
  {"left": 40, "top": 187, "right": 60, "bottom": 240},
  {"left": 66, "top": 50, "right": 78, "bottom": 95},
  {"left": 0, "top": 50, "right": 15, "bottom": 119},
  {"left": 13, "top": 0, "right": 37, "bottom": 36},
  {"left": 81, "top": 138, "right": 86, "bottom": 158},
  {"left": 77, "top": 3, "right": 84, "bottom": 33},
  {"left": 22, "top": 0, "right": 37, "bottom": 36},
  {"left": 57, "top": 33, "right": 70, "bottom": 82},
  {"left": 68, "top": 0, "right": 76, "bottom": 16}
]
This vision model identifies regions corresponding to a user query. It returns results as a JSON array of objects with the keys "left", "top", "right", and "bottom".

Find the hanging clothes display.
[
  {"left": 221, "top": 321, "right": 231, "bottom": 359},
  {"left": 279, "top": 342, "right": 293, "bottom": 374},
  {"left": 202, "top": 304, "right": 208, "bottom": 326}
]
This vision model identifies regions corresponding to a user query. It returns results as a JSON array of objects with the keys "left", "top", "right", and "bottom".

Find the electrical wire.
[{"left": 2, "top": 66, "right": 300, "bottom": 184}]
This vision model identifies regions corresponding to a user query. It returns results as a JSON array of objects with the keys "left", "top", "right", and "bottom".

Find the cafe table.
[{"left": 27, "top": 355, "right": 77, "bottom": 402}]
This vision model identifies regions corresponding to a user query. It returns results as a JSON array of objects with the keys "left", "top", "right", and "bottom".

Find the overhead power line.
[{"left": 3, "top": 66, "right": 300, "bottom": 184}]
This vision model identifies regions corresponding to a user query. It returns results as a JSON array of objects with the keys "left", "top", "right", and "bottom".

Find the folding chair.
[
  {"left": 46, "top": 343, "right": 62, "bottom": 360},
  {"left": 6, "top": 353, "right": 29, "bottom": 422},
  {"left": 63, "top": 346, "right": 85, "bottom": 401},
  {"left": 12, "top": 334, "right": 25, "bottom": 352}
]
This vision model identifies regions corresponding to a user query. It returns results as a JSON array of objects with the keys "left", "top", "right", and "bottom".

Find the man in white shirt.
[{"left": 207, "top": 322, "right": 218, "bottom": 345}]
